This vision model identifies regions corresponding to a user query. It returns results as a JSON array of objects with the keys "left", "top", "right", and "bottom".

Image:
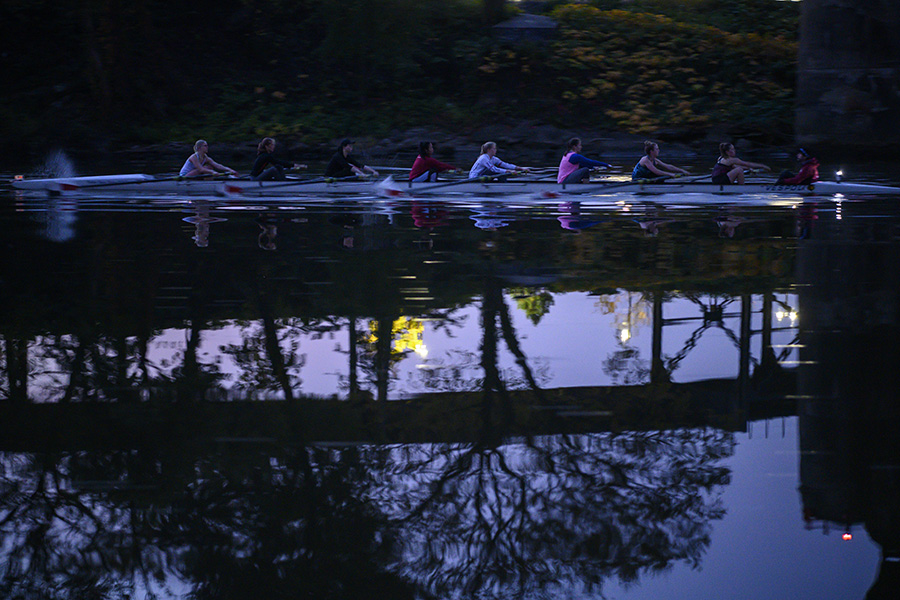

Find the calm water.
[{"left": 1, "top": 172, "right": 899, "bottom": 599}]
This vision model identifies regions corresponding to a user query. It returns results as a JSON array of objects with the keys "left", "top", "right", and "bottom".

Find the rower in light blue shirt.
[{"left": 469, "top": 142, "right": 529, "bottom": 179}]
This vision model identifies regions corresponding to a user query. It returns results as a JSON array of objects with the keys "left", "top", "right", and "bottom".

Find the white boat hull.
[{"left": 11, "top": 174, "right": 900, "bottom": 197}]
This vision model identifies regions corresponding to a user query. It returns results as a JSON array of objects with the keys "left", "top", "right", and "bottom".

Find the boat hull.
[{"left": 11, "top": 175, "right": 900, "bottom": 197}]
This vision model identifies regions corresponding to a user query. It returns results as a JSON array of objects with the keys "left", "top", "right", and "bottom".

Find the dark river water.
[{"left": 1, "top": 162, "right": 899, "bottom": 599}]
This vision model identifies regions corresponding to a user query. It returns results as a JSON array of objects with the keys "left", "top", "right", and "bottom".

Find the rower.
[
  {"left": 631, "top": 140, "right": 689, "bottom": 181},
  {"left": 557, "top": 137, "right": 612, "bottom": 184},
  {"left": 324, "top": 139, "right": 379, "bottom": 179},
  {"left": 409, "top": 141, "right": 459, "bottom": 182},
  {"left": 179, "top": 140, "right": 237, "bottom": 177},
  {"left": 469, "top": 142, "right": 529, "bottom": 180},
  {"left": 250, "top": 137, "right": 307, "bottom": 181},
  {"left": 711, "top": 142, "right": 770, "bottom": 184}
]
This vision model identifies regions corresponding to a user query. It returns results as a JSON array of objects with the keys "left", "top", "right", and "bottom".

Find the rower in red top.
[
  {"left": 409, "top": 141, "right": 459, "bottom": 182},
  {"left": 776, "top": 148, "right": 819, "bottom": 185}
]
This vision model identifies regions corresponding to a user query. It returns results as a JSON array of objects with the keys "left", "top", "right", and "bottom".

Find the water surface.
[{"left": 1, "top": 178, "right": 898, "bottom": 599}]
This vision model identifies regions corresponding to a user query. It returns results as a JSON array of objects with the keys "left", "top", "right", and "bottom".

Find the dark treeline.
[{"left": 1, "top": 1, "right": 799, "bottom": 159}]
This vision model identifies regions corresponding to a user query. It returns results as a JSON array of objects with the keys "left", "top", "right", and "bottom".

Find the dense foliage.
[{"left": 1, "top": 0, "right": 799, "bottom": 155}]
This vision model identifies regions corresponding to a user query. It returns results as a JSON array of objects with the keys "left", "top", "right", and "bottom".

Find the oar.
[
  {"left": 218, "top": 174, "right": 371, "bottom": 196},
  {"left": 369, "top": 166, "right": 410, "bottom": 172},
  {"left": 571, "top": 174, "right": 674, "bottom": 193},
  {"left": 376, "top": 176, "right": 495, "bottom": 198}
]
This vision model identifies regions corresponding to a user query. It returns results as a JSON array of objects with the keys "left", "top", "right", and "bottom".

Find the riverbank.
[{"left": 108, "top": 122, "right": 791, "bottom": 176}]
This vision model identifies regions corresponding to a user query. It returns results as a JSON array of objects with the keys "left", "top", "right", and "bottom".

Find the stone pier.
[{"left": 796, "top": 0, "right": 900, "bottom": 149}]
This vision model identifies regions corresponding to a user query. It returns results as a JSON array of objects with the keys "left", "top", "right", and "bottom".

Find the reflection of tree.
[
  {"left": 598, "top": 291, "right": 652, "bottom": 385},
  {"left": 596, "top": 291, "right": 651, "bottom": 345},
  {"left": 509, "top": 288, "right": 554, "bottom": 325},
  {"left": 0, "top": 447, "right": 418, "bottom": 600},
  {"left": 1, "top": 424, "right": 734, "bottom": 600},
  {"left": 602, "top": 347, "right": 650, "bottom": 385},
  {"left": 163, "top": 447, "right": 414, "bottom": 599},
  {"left": 371, "top": 429, "right": 733, "bottom": 599},
  {"left": 221, "top": 319, "right": 307, "bottom": 399},
  {"left": 0, "top": 452, "right": 176, "bottom": 599}
]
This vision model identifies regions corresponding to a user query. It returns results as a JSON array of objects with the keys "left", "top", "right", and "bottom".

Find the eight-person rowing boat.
[{"left": 10, "top": 138, "right": 900, "bottom": 198}]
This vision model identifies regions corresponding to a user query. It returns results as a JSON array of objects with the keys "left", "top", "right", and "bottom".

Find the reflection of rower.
[
  {"left": 635, "top": 218, "right": 676, "bottom": 237},
  {"left": 256, "top": 214, "right": 279, "bottom": 250},
  {"left": 557, "top": 201, "right": 606, "bottom": 231},
  {"left": 411, "top": 201, "right": 449, "bottom": 229},
  {"left": 470, "top": 205, "right": 511, "bottom": 230},
  {"left": 182, "top": 200, "right": 226, "bottom": 247}
]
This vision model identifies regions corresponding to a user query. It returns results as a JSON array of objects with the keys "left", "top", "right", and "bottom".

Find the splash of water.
[{"left": 34, "top": 149, "right": 77, "bottom": 178}]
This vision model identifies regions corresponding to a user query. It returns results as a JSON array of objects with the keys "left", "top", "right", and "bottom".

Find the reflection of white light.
[
  {"left": 776, "top": 310, "right": 799, "bottom": 323},
  {"left": 415, "top": 344, "right": 428, "bottom": 358},
  {"left": 619, "top": 325, "right": 631, "bottom": 343},
  {"left": 836, "top": 200, "right": 842, "bottom": 220}
]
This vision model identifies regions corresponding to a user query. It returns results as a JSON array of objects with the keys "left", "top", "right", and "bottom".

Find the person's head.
[
  {"left": 258, "top": 137, "right": 276, "bottom": 153},
  {"left": 419, "top": 141, "right": 434, "bottom": 157},
  {"left": 339, "top": 138, "right": 354, "bottom": 155},
  {"left": 719, "top": 142, "right": 735, "bottom": 158},
  {"left": 796, "top": 147, "right": 811, "bottom": 161},
  {"left": 481, "top": 141, "right": 497, "bottom": 156},
  {"left": 644, "top": 140, "right": 659, "bottom": 156},
  {"left": 568, "top": 137, "right": 582, "bottom": 152},
  {"left": 194, "top": 140, "right": 209, "bottom": 153}
]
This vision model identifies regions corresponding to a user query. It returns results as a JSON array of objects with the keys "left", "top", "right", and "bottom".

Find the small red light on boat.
[{"left": 842, "top": 533, "right": 852, "bottom": 541}]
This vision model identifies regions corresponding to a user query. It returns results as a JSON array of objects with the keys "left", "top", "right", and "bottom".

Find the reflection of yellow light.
[
  {"left": 842, "top": 533, "right": 853, "bottom": 541},
  {"left": 619, "top": 326, "right": 631, "bottom": 343},
  {"left": 368, "top": 317, "right": 427, "bottom": 356}
]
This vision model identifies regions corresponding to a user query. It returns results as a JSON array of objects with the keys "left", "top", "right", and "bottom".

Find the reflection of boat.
[{"left": 12, "top": 174, "right": 900, "bottom": 197}]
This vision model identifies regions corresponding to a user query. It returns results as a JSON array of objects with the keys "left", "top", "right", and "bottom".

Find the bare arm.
[
  {"left": 656, "top": 159, "right": 689, "bottom": 174},
  {"left": 206, "top": 157, "right": 236, "bottom": 174},
  {"left": 732, "top": 157, "right": 770, "bottom": 171}
]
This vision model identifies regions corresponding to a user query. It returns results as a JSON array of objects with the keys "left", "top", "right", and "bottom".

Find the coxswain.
[{"left": 775, "top": 147, "right": 819, "bottom": 185}]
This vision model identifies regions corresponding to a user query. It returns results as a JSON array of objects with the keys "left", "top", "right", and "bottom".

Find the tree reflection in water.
[
  {"left": 372, "top": 430, "right": 733, "bottom": 598},
  {"left": 0, "top": 429, "right": 733, "bottom": 599}
]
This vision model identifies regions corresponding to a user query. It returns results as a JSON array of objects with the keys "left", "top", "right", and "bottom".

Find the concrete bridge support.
[{"left": 796, "top": 0, "right": 900, "bottom": 149}]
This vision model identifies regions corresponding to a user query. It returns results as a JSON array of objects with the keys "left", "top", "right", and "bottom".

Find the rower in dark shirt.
[
  {"left": 250, "top": 137, "right": 306, "bottom": 181},
  {"left": 324, "top": 139, "right": 379, "bottom": 178}
]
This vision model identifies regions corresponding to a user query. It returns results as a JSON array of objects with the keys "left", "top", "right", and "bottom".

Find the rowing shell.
[{"left": 11, "top": 174, "right": 900, "bottom": 197}]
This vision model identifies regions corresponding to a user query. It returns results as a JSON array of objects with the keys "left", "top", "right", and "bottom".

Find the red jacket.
[
  {"left": 782, "top": 158, "right": 819, "bottom": 185},
  {"left": 409, "top": 155, "right": 456, "bottom": 181}
]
